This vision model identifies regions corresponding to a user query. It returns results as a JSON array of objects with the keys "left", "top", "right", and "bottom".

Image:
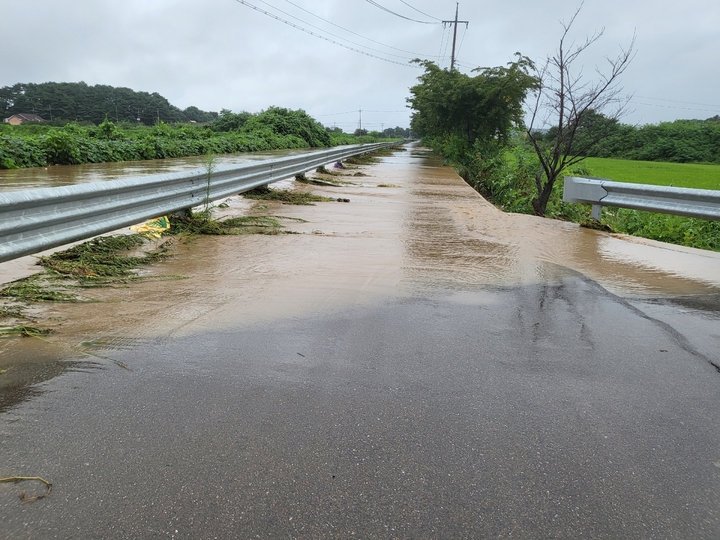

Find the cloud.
[{"left": 3, "top": 0, "right": 719, "bottom": 127}]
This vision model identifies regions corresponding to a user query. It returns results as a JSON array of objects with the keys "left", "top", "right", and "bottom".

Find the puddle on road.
[{"left": 1, "top": 145, "right": 719, "bottom": 410}]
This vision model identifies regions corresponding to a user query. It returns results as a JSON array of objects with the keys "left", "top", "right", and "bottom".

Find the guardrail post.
[{"left": 591, "top": 204, "right": 602, "bottom": 221}]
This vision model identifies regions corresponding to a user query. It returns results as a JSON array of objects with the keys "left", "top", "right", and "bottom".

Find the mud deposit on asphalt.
[{"left": 1, "top": 144, "right": 719, "bottom": 404}]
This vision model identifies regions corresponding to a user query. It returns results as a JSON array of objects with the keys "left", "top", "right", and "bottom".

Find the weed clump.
[
  {"left": 39, "top": 235, "right": 169, "bottom": 278},
  {"left": 243, "top": 187, "right": 334, "bottom": 205},
  {"left": 345, "top": 147, "right": 396, "bottom": 166},
  {"left": 0, "top": 233, "right": 175, "bottom": 306},
  {"left": 0, "top": 326, "right": 50, "bottom": 338},
  {"left": 316, "top": 165, "right": 341, "bottom": 176},
  {"left": 168, "top": 213, "right": 305, "bottom": 235},
  {"left": 0, "top": 280, "right": 80, "bottom": 303}
]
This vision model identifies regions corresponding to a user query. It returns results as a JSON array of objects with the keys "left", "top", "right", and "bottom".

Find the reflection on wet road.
[{"left": 1, "top": 145, "right": 718, "bottom": 537}]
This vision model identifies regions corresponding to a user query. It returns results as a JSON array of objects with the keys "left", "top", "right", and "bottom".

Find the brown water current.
[
  {"left": 0, "top": 148, "right": 315, "bottom": 191},
  {"left": 1, "top": 144, "right": 719, "bottom": 408}
]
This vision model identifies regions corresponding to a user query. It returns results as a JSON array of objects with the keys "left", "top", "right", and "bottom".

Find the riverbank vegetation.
[
  {"left": 0, "top": 107, "right": 397, "bottom": 169},
  {"left": 0, "top": 81, "right": 405, "bottom": 169}
]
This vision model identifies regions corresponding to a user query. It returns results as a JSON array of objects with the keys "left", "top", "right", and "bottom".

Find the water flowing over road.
[{"left": 1, "top": 145, "right": 718, "bottom": 538}]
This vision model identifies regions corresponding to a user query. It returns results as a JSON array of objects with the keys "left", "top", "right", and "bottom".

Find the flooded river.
[{"left": 0, "top": 147, "right": 315, "bottom": 192}]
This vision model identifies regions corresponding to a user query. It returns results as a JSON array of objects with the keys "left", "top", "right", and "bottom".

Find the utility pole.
[
  {"left": 358, "top": 108, "right": 362, "bottom": 133},
  {"left": 443, "top": 3, "right": 469, "bottom": 70}
]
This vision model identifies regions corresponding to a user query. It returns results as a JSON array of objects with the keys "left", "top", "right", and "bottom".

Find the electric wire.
[
  {"left": 437, "top": 24, "right": 447, "bottom": 67},
  {"left": 455, "top": 24, "right": 468, "bottom": 63},
  {"left": 281, "top": 0, "right": 441, "bottom": 58},
  {"left": 233, "top": 0, "right": 419, "bottom": 67},
  {"left": 252, "top": 0, "right": 416, "bottom": 60},
  {"left": 441, "top": 25, "right": 452, "bottom": 68},
  {"left": 633, "top": 96, "right": 720, "bottom": 109},
  {"left": 398, "top": 0, "right": 443, "bottom": 21},
  {"left": 364, "top": 0, "right": 440, "bottom": 24},
  {"left": 629, "top": 100, "right": 720, "bottom": 114}
]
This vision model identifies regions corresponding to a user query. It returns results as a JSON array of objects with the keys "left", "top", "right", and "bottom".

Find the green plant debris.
[
  {"left": 352, "top": 172, "right": 369, "bottom": 177},
  {"left": 39, "top": 234, "right": 169, "bottom": 278},
  {"left": 243, "top": 187, "right": 334, "bottom": 205},
  {"left": 0, "top": 476, "right": 52, "bottom": 504},
  {"left": 0, "top": 306, "right": 30, "bottom": 320},
  {"left": 0, "top": 234, "right": 176, "bottom": 306},
  {"left": 344, "top": 147, "right": 396, "bottom": 166},
  {"left": 345, "top": 154, "right": 379, "bottom": 165},
  {"left": 316, "top": 165, "right": 342, "bottom": 176},
  {"left": 377, "top": 183, "right": 400, "bottom": 188},
  {"left": 296, "top": 175, "right": 355, "bottom": 187},
  {"left": 0, "top": 280, "right": 81, "bottom": 303},
  {"left": 168, "top": 213, "right": 305, "bottom": 235},
  {"left": 0, "top": 326, "right": 51, "bottom": 338}
]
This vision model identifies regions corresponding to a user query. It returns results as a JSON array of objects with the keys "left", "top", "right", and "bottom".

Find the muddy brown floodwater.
[{"left": 1, "top": 144, "right": 719, "bottom": 410}]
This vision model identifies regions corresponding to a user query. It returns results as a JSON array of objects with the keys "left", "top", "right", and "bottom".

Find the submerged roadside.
[{"left": 1, "top": 144, "right": 719, "bottom": 408}]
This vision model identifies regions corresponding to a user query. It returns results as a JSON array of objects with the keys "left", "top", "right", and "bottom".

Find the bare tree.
[{"left": 526, "top": 5, "right": 635, "bottom": 216}]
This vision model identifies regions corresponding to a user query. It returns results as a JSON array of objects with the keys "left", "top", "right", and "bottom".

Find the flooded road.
[{"left": 1, "top": 145, "right": 718, "bottom": 538}]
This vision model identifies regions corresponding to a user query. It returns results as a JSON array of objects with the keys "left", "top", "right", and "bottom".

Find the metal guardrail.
[
  {"left": 563, "top": 176, "right": 720, "bottom": 222},
  {"left": 0, "top": 142, "right": 399, "bottom": 263}
]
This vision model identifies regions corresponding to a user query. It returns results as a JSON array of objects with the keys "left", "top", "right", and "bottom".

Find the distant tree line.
[
  {"left": 533, "top": 111, "right": 720, "bottom": 164},
  {"left": 0, "top": 82, "right": 218, "bottom": 125}
]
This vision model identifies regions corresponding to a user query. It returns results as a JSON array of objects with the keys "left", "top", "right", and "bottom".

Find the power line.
[
  {"left": 252, "top": 0, "right": 415, "bottom": 60},
  {"left": 630, "top": 100, "right": 720, "bottom": 114},
  {"left": 456, "top": 24, "right": 468, "bottom": 61},
  {"left": 398, "top": 0, "right": 443, "bottom": 21},
  {"left": 314, "top": 110, "right": 359, "bottom": 117},
  {"left": 282, "top": 0, "right": 440, "bottom": 58},
  {"left": 234, "top": 0, "right": 419, "bottom": 67},
  {"left": 437, "top": 24, "right": 448, "bottom": 66},
  {"left": 634, "top": 95, "right": 720, "bottom": 109},
  {"left": 364, "top": 0, "right": 440, "bottom": 24}
]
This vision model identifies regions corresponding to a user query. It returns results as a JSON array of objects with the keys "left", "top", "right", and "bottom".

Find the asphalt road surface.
[{"left": 1, "top": 146, "right": 719, "bottom": 538}]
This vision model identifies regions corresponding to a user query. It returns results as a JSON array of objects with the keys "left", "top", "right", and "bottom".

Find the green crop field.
[{"left": 581, "top": 157, "right": 720, "bottom": 191}]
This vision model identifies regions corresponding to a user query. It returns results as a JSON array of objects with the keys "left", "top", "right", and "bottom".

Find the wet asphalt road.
[{"left": 1, "top": 277, "right": 719, "bottom": 538}]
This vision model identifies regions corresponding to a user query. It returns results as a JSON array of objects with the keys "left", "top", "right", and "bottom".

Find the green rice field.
[{"left": 581, "top": 157, "right": 720, "bottom": 191}]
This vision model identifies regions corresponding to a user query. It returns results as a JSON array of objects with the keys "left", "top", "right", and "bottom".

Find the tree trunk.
[{"left": 532, "top": 175, "right": 557, "bottom": 217}]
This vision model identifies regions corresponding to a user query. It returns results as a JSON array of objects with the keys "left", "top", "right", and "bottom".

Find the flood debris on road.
[
  {"left": 0, "top": 476, "right": 52, "bottom": 504},
  {"left": 243, "top": 186, "right": 334, "bottom": 205},
  {"left": 168, "top": 213, "right": 304, "bottom": 236}
]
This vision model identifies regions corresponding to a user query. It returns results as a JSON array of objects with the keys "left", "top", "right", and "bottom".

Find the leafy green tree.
[
  {"left": 0, "top": 82, "right": 217, "bottom": 125},
  {"left": 213, "top": 109, "right": 252, "bottom": 132},
  {"left": 243, "top": 107, "right": 330, "bottom": 147},
  {"left": 408, "top": 56, "right": 536, "bottom": 166}
]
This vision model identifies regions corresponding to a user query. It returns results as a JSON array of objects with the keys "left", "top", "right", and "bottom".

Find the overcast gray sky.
[{"left": 3, "top": 0, "right": 719, "bottom": 130}]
